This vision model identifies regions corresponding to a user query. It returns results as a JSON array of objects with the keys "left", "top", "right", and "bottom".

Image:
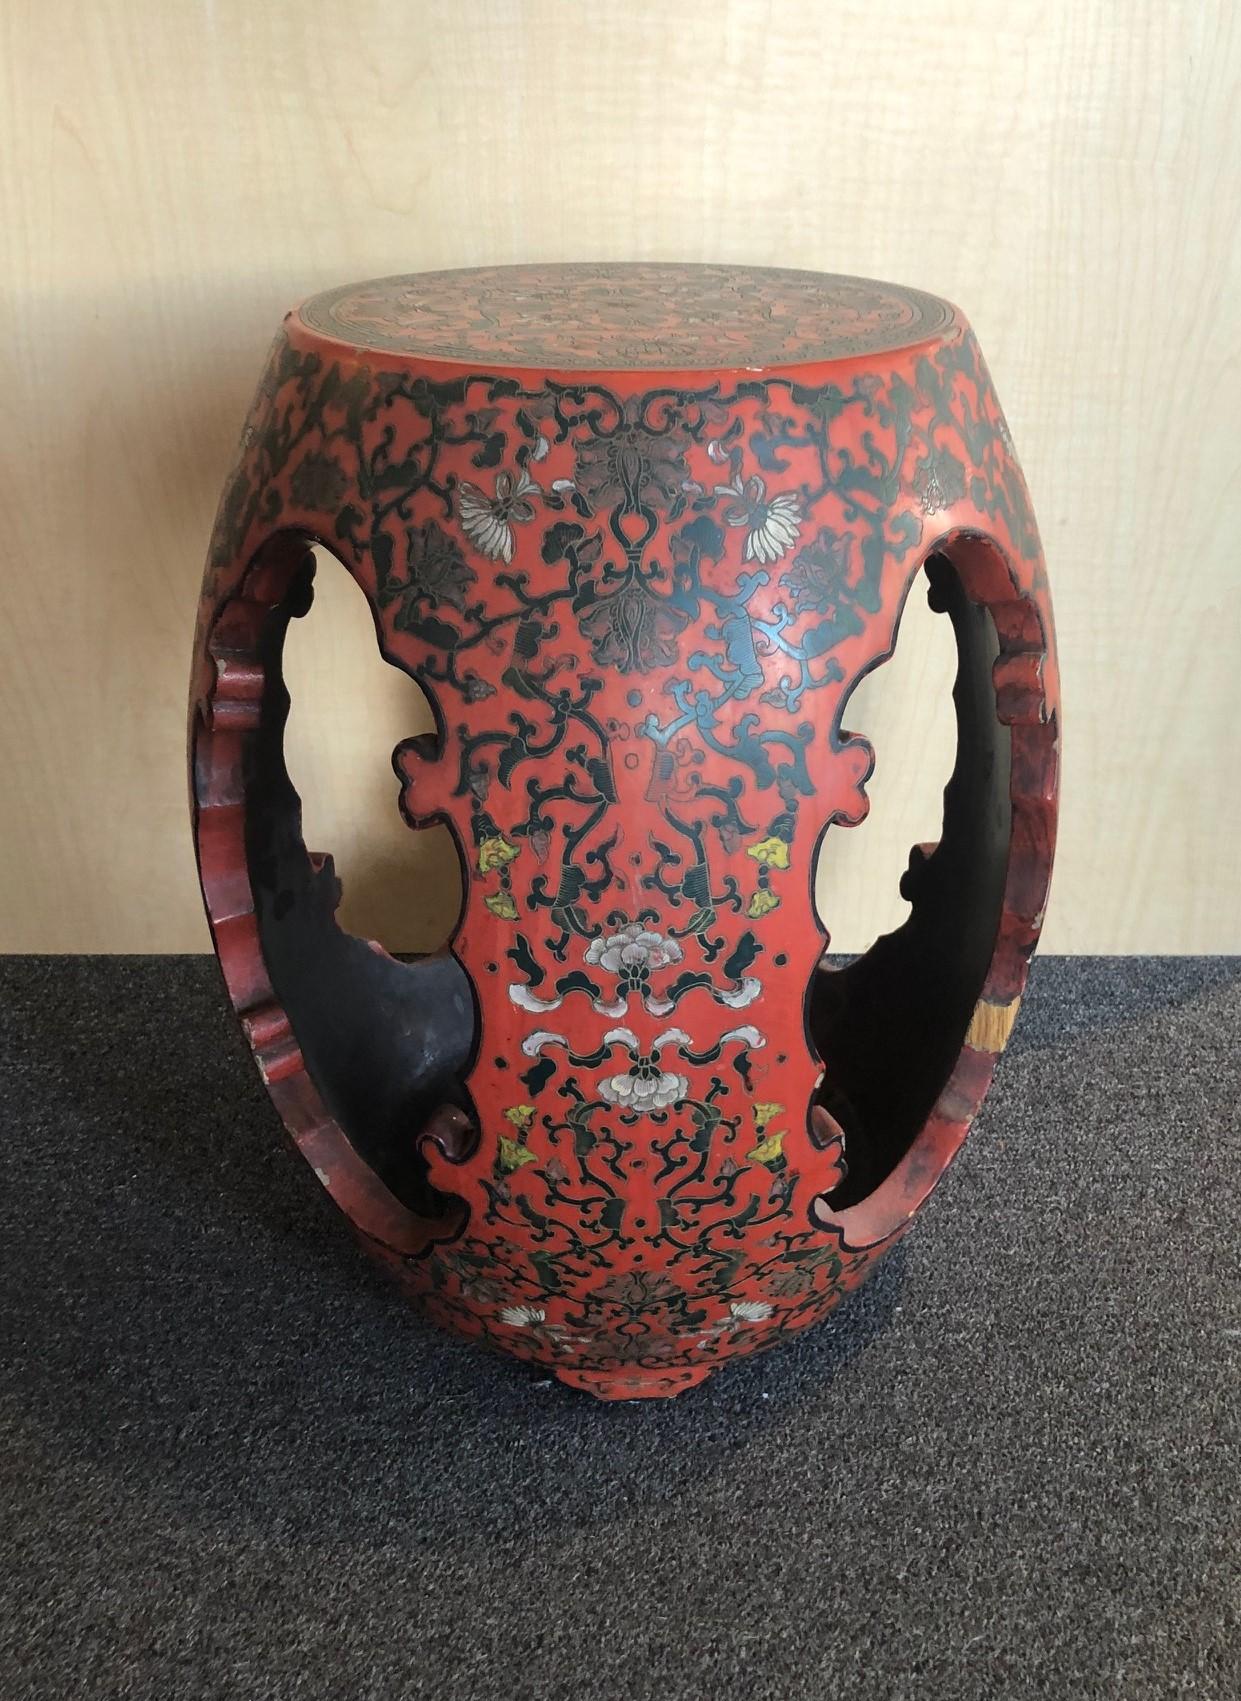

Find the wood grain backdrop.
[{"left": 2, "top": 0, "right": 1238, "bottom": 953}]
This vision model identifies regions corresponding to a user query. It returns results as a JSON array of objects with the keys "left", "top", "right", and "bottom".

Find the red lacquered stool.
[{"left": 190, "top": 265, "right": 1058, "bottom": 1399}]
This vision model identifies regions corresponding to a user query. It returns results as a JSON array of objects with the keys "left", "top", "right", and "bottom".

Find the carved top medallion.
[{"left": 297, "top": 263, "right": 959, "bottom": 370}]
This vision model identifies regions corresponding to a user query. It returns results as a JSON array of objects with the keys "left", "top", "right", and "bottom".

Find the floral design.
[
  {"left": 497, "top": 1108, "right": 538, "bottom": 1172},
  {"left": 457, "top": 468, "right": 539, "bottom": 563},
  {"left": 592, "top": 1269, "right": 685, "bottom": 1313},
  {"left": 598, "top": 1064, "right": 688, "bottom": 1113},
  {"left": 499, "top": 1304, "right": 546, "bottom": 1327},
  {"left": 517, "top": 1024, "right": 762, "bottom": 1124},
  {"left": 912, "top": 444, "right": 967, "bottom": 515},
  {"left": 781, "top": 527, "right": 854, "bottom": 615},
  {"left": 200, "top": 289, "right": 1052, "bottom": 1398},
  {"left": 577, "top": 574, "right": 690, "bottom": 672},
  {"left": 741, "top": 810, "right": 795, "bottom": 918},
  {"left": 462, "top": 672, "right": 497, "bottom": 702},
  {"left": 719, "top": 474, "right": 803, "bottom": 564},
  {"left": 582, "top": 1330, "right": 683, "bottom": 1367},
  {"left": 729, "top": 1300, "right": 774, "bottom": 1323},
  {"left": 477, "top": 834, "right": 519, "bottom": 874},
  {"left": 290, "top": 450, "right": 348, "bottom": 512},
  {"left": 299, "top": 264, "right": 956, "bottom": 366},
  {"left": 746, "top": 1126, "right": 786, "bottom": 1165},
  {"left": 498, "top": 1134, "right": 537, "bottom": 1171},
  {"left": 584, "top": 923, "right": 684, "bottom": 1016},
  {"left": 474, "top": 809, "right": 521, "bottom": 921},
  {"left": 747, "top": 835, "right": 791, "bottom": 872},
  {"left": 509, "top": 918, "right": 759, "bottom": 1018},
  {"left": 746, "top": 1099, "right": 788, "bottom": 1167},
  {"left": 385, "top": 520, "right": 477, "bottom": 615},
  {"left": 573, "top": 399, "right": 690, "bottom": 513}
]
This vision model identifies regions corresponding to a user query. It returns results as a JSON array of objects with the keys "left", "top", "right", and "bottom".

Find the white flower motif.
[
  {"left": 519, "top": 1023, "right": 762, "bottom": 1119},
  {"left": 586, "top": 924, "right": 681, "bottom": 977},
  {"left": 511, "top": 927, "right": 759, "bottom": 1018},
  {"left": 499, "top": 1304, "right": 546, "bottom": 1328},
  {"left": 729, "top": 1300, "right": 774, "bottom": 1324},
  {"left": 584, "top": 923, "right": 684, "bottom": 1015},
  {"left": 719, "top": 474, "right": 803, "bottom": 565},
  {"left": 457, "top": 468, "right": 539, "bottom": 563},
  {"left": 597, "top": 1067, "right": 689, "bottom": 1113}
]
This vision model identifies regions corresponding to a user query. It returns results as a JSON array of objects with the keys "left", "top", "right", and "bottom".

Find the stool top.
[{"left": 296, "top": 262, "right": 959, "bottom": 373}]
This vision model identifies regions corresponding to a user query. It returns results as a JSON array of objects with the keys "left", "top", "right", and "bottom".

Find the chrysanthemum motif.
[
  {"left": 597, "top": 1066, "right": 689, "bottom": 1113},
  {"left": 729, "top": 1300, "right": 774, "bottom": 1324},
  {"left": 499, "top": 1304, "right": 546, "bottom": 1328},
  {"left": 457, "top": 468, "right": 539, "bottom": 563},
  {"left": 719, "top": 474, "right": 803, "bottom": 565}
]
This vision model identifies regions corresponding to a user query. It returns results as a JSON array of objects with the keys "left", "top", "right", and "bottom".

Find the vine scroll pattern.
[{"left": 192, "top": 269, "right": 1056, "bottom": 1397}]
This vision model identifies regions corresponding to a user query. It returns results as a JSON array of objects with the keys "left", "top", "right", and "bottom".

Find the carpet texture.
[{"left": 0, "top": 956, "right": 1237, "bottom": 1700}]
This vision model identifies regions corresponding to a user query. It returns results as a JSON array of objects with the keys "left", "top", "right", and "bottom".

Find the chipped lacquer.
[{"left": 189, "top": 264, "right": 1059, "bottom": 1399}]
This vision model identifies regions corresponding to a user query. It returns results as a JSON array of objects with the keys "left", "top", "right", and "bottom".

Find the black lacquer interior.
[
  {"left": 244, "top": 549, "right": 477, "bottom": 1217},
  {"left": 810, "top": 550, "right": 1012, "bottom": 1207}
]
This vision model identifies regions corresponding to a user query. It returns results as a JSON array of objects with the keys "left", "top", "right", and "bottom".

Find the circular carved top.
[{"left": 297, "top": 263, "right": 958, "bottom": 370}]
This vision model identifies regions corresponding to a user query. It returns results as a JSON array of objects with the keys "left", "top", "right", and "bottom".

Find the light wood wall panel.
[{"left": 2, "top": 0, "right": 1238, "bottom": 952}]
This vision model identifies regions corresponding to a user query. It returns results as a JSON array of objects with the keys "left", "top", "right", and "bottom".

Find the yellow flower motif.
[
  {"left": 746, "top": 887, "right": 781, "bottom": 919},
  {"left": 746, "top": 1128, "right": 786, "bottom": 1166},
  {"left": 477, "top": 834, "right": 519, "bottom": 874},
  {"left": 498, "top": 1135, "right": 537, "bottom": 1172},
  {"left": 752, "top": 1101, "right": 783, "bottom": 1131},
  {"left": 747, "top": 836, "right": 791, "bottom": 871},
  {"left": 484, "top": 891, "right": 519, "bottom": 921},
  {"left": 504, "top": 1104, "right": 536, "bottom": 1129}
]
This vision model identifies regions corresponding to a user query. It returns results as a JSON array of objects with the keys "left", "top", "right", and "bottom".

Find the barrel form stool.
[{"left": 190, "top": 264, "right": 1058, "bottom": 1399}]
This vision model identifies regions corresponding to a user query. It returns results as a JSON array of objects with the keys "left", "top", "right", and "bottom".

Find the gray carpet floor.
[{"left": 0, "top": 956, "right": 1237, "bottom": 1700}]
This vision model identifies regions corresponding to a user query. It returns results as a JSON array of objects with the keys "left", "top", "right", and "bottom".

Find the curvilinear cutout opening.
[
  {"left": 242, "top": 541, "right": 477, "bottom": 1217},
  {"left": 815, "top": 563, "right": 959, "bottom": 952},
  {"left": 282, "top": 545, "right": 463, "bottom": 955},
  {"left": 810, "top": 550, "right": 1012, "bottom": 1208}
]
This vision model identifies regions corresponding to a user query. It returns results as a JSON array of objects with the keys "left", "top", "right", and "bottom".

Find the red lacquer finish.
[{"left": 190, "top": 265, "right": 1059, "bottom": 1399}]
